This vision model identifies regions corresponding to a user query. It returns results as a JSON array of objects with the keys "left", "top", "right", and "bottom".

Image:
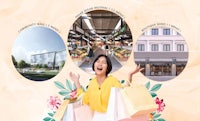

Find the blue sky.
[{"left": 12, "top": 26, "right": 66, "bottom": 63}]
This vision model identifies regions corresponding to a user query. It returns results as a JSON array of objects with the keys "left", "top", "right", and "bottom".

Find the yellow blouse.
[{"left": 77, "top": 75, "right": 122, "bottom": 112}]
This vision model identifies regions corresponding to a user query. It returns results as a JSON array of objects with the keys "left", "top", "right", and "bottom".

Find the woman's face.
[{"left": 94, "top": 56, "right": 108, "bottom": 76}]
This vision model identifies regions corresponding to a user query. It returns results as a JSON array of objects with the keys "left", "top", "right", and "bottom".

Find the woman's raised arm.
[
  {"left": 69, "top": 72, "right": 81, "bottom": 89},
  {"left": 128, "top": 64, "right": 144, "bottom": 83}
]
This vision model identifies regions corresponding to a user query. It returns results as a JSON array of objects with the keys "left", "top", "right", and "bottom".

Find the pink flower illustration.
[
  {"left": 70, "top": 90, "right": 77, "bottom": 99},
  {"left": 47, "top": 96, "right": 61, "bottom": 110},
  {"left": 155, "top": 97, "right": 165, "bottom": 113}
]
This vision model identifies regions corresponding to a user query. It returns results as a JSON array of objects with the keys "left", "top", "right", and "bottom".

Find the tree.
[
  {"left": 42, "top": 64, "right": 48, "bottom": 68},
  {"left": 18, "top": 60, "right": 30, "bottom": 68},
  {"left": 61, "top": 61, "right": 65, "bottom": 68},
  {"left": 12, "top": 55, "right": 17, "bottom": 67},
  {"left": 33, "top": 64, "right": 40, "bottom": 69}
]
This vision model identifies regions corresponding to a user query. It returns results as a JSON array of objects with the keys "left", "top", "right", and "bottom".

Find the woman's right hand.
[{"left": 69, "top": 72, "right": 81, "bottom": 89}]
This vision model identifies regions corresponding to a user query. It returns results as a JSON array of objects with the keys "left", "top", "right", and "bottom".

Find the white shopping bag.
[
  {"left": 106, "top": 88, "right": 133, "bottom": 121},
  {"left": 106, "top": 86, "right": 157, "bottom": 121},
  {"left": 62, "top": 104, "right": 75, "bottom": 121},
  {"left": 62, "top": 100, "right": 84, "bottom": 121},
  {"left": 74, "top": 105, "right": 93, "bottom": 121},
  {"left": 53, "top": 100, "right": 70, "bottom": 121}
]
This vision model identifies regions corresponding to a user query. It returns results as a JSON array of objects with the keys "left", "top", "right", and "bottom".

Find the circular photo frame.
[
  {"left": 68, "top": 10, "right": 133, "bottom": 74},
  {"left": 134, "top": 27, "right": 189, "bottom": 81},
  {"left": 12, "top": 26, "right": 66, "bottom": 81}
]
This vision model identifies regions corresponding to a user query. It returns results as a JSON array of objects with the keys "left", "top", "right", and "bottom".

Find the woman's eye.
[{"left": 102, "top": 61, "right": 107, "bottom": 64}]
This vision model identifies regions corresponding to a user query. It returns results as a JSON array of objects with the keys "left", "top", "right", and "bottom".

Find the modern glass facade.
[{"left": 31, "top": 50, "right": 66, "bottom": 68}]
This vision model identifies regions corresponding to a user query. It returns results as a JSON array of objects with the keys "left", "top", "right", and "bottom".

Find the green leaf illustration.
[
  {"left": 153, "top": 113, "right": 161, "bottom": 119},
  {"left": 48, "top": 113, "right": 54, "bottom": 117},
  {"left": 51, "top": 119, "right": 55, "bottom": 121},
  {"left": 145, "top": 81, "right": 150, "bottom": 90},
  {"left": 72, "top": 83, "right": 77, "bottom": 90},
  {"left": 64, "top": 95, "right": 71, "bottom": 100},
  {"left": 43, "top": 117, "right": 52, "bottom": 121},
  {"left": 58, "top": 90, "right": 70, "bottom": 96},
  {"left": 157, "top": 118, "right": 166, "bottom": 121},
  {"left": 54, "top": 81, "right": 66, "bottom": 90},
  {"left": 66, "top": 80, "right": 73, "bottom": 91},
  {"left": 120, "top": 80, "right": 125, "bottom": 84},
  {"left": 150, "top": 84, "right": 162, "bottom": 92},
  {"left": 150, "top": 92, "right": 157, "bottom": 98},
  {"left": 151, "top": 111, "right": 156, "bottom": 115}
]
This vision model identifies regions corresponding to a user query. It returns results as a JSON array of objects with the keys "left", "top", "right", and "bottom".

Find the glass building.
[{"left": 31, "top": 50, "right": 66, "bottom": 69}]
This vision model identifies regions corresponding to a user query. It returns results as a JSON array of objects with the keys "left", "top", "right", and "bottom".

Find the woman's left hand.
[
  {"left": 130, "top": 64, "right": 144, "bottom": 75},
  {"left": 128, "top": 64, "right": 144, "bottom": 83}
]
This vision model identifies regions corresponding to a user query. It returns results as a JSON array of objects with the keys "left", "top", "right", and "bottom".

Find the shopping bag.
[
  {"left": 53, "top": 100, "right": 70, "bottom": 121},
  {"left": 106, "top": 85, "right": 157, "bottom": 121},
  {"left": 62, "top": 103, "right": 75, "bottom": 121},
  {"left": 53, "top": 99, "right": 81, "bottom": 121},
  {"left": 106, "top": 88, "right": 132, "bottom": 121},
  {"left": 123, "top": 85, "right": 157, "bottom": 119},
  {"left": 61, "top": 99, "right": 86, "bottom": 121},
  {"left": 74, "top": 105, "right": 93, "bottom": 121}
]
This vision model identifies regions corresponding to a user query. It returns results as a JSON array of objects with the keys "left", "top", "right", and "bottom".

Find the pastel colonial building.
[{"left": 134, "top": 28, "right": 188, "bottom": 81}]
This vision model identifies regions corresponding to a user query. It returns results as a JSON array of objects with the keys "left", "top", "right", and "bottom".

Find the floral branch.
[{"left": 145, "top": 81, "right": 166, "bottom": 121}]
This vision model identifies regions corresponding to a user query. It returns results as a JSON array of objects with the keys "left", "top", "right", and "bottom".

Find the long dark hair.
[{"left": 92, "top": 54, "right": 112, "bottom": 76}]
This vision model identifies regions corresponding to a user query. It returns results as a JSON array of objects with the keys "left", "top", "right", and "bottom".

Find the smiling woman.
[
  {"left": 68, "top": 54, "right": 143, "bottom": 121},
  {"left": 92, "top": 54, "right": 112, "bottom": 77}
]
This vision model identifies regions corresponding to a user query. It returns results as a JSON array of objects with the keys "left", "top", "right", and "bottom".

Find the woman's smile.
[{"left": 94, "top": 56, "right": 108, "bottom": 75}]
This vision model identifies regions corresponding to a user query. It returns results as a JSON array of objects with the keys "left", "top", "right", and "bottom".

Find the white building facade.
[{"left": 134, "top": 28, "right": 188, "bottom": 81}]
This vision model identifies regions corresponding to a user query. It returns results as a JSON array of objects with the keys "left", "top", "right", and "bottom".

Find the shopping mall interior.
[{"left": 68, "top": 10, "right": 133, "bottom": 74}]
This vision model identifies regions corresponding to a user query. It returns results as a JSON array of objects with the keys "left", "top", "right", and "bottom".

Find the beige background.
[{"left": 0, "top": 0, "right": 200, "bottom": 121}]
